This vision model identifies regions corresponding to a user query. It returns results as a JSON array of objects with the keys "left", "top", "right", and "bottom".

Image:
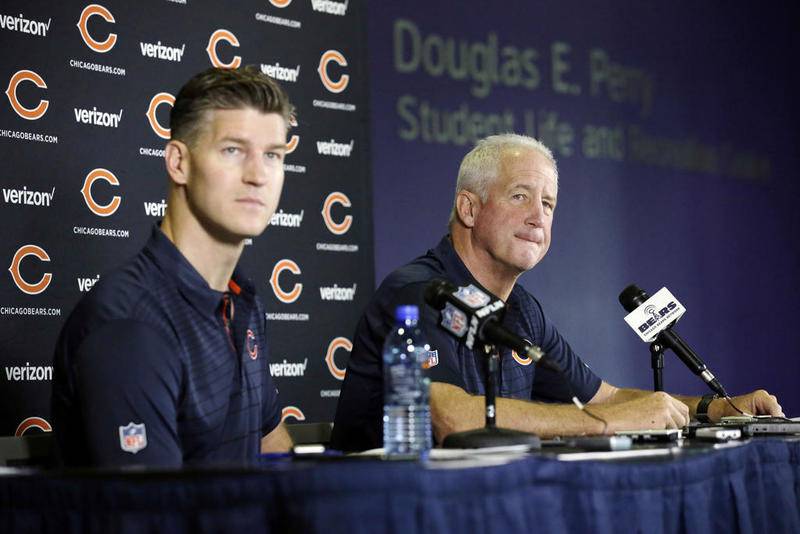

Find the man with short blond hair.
[{"left": 332, "top": 133, "right": 782, "bottom": 451}]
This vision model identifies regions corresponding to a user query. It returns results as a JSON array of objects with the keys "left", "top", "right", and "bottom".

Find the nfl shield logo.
[
  {"left": 441, "top": 303, "right": 468, "bottom": 337},
  {"left": 454, "top": 284, "right": 491, "bottom": 309},
  {"left": 119, "top": 422, "right": 147, "bottom": 454}
]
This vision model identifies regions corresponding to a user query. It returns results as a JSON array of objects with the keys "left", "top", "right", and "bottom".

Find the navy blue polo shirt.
[
  {"left": 51, "top": 227, "right": 281, "bottom": 467},
  {"left": 331, "top": 236, "right": 601, "bottom": 451}
]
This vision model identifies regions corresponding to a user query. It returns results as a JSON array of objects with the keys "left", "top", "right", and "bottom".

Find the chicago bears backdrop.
[{"left": 0, "top": 0, "right": 371, "bottom": 436}]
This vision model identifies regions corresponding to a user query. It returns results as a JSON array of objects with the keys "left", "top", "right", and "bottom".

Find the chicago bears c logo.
[
  {"left": 5, "top": 70, "right": 48, "bottom": 120},
  {"left": 281, "top": 406, "right": 305, "bottom": 422},
  {"left": 285, "top": 135, "right": 299, "bottom": 154},
  {"left": 325, "top": 336, "right": 351, "bottom": 380},
  {"left": 269, "top": 259, "right": 302, "bottom": 303},
  {"left": 77, "top": 4, "right": 117, "bottom": 53},
  {"left": 146, "top": 92, "right": 174, "bottom": 140},
  {"left": 15, "top": 416, "right": 52, "bottom": 436},
  {"left": 81, "top": 168, "right": 121, "bottom": 217},
  {"left": 8, "top": 245, "right": 52, "bottom": 295},
  {"left": 286, "top": 114, "right": 299, "bottom": 154},
  {"left": 321, "top": 192, "right": 352, "bottom": 235},
  {"left": 511, "top": 338, "right": 534, "bottom": 366},
  {"left": 246, "top": 329, "right": 259, "bottom": 360},
  {"left": 206, "top": 29, "right": 241, "bottom": 69},
  {"left": 317, "top": 50, "right": 349, "bottom": 93}
]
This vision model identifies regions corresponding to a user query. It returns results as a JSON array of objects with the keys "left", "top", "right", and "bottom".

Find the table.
[{"left": 1, "top": 438, "right": 798, "bottom": 533}]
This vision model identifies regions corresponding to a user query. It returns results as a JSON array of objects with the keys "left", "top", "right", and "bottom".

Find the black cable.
[{"left": 724, "top": 396, "right": 748, "bottom": 416}]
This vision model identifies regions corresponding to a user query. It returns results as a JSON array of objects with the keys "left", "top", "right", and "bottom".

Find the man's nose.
[
  {"left": 244, "top": 154, "right": 268, "bottom": 185},
  {"left": 526, "top": 198, "right": 545, "bottom": 226}
]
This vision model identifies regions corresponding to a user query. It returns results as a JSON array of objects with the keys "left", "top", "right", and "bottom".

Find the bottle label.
[{"left": 387, "top": 364, "right": 419, "bottom": 402}]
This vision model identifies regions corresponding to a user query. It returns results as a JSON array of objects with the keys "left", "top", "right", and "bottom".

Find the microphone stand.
[
  {"left": 649, "top": 341, "right": 665, "bottom": 392},
  {"left": 442, "top": 343, "right": 541, "bottom": 449}
]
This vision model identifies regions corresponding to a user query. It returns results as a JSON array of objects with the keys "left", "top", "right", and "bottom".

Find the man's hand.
[
  {"left": 261, "top": 422, "right": 293, "bottom": 453},
  {"left": 591, "top": 391, "right": 690, "bottom": 433},
  {"left": 708, "top": 390, "right": 784, "bottom": 421}
]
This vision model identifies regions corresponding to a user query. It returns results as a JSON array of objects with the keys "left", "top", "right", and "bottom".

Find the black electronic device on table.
[
  {"left": 718, "top": 416, "right": 800, "bottom": 437},
  {"left": 614, "top": 429, "right": 682, "bottom": 442},
  {"left": 564, "top": 436, "right": 633, "bottom": 451}
]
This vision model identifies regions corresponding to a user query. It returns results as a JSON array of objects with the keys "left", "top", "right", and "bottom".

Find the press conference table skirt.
[{"left": 1, "top": 438, "right": 799, "bottom": 534}]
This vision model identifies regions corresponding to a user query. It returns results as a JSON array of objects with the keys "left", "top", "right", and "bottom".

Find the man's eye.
[
  {"left": 223, "top": 147, "right": 240, "bottom": 155},
  {"left": 265, "top": 152, "right": 284, "bottom": 161},
  {"left": 512, "top": 193, "right": 527, "bottom": 201}
]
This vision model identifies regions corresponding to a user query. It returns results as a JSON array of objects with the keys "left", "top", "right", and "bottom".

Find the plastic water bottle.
[{"left": 382, "top": 305, "right": 432, "bottom": 457}]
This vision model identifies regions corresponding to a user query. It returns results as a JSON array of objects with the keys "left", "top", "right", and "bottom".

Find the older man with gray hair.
[{"left": 331, "top": 133, "right": 782, "bottom": 451}]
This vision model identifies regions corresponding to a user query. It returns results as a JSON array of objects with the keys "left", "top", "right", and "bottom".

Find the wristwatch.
[{"left": 695, "top": 394, "right": 718, "bottom": 423}]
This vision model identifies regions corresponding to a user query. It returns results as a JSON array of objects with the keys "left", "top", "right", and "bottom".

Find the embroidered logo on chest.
[
  {"left": 246, "top": 329, "right": 258, "bottom": 360},
  {"left": 118, "top": 422, "right": 147, "bottom": 454},
  {"left": 511, "top": 338, "right": 534, "bottom": 366}
]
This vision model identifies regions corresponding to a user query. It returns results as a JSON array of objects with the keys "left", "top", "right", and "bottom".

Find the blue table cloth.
[{"left": 1, "top": 439, "right": 798, "bottom": 533}]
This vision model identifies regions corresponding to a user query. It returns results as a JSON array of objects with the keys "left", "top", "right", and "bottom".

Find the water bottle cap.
[{"left": 394, "top": 305, "right": 419, "bottom": 322}]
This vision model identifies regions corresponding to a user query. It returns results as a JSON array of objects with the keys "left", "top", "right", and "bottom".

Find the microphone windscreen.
[
  {"left": 618, "top": 284, "right": 650, "bottom": 312},
  {"left": 423, "top": 278, "right": 456, "bottom": 309}
]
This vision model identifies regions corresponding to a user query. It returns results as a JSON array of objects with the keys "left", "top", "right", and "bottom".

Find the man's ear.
[
  {"left": 455, "top": 190, "right": 479, "bottom": 228},
  {"left": 165, "top": 140, "right": 190, "bottom": 186}
]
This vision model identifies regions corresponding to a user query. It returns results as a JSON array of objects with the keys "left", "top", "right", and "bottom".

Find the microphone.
[
  {"left": 619, "top": 284, "right": 728, "bottom": 397},
  {"left": 423, "top": 279, "right": 559, "bottom": 372}
]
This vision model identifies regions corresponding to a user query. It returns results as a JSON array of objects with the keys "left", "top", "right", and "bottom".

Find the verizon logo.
[
  {"left": 319, "top": 283, "right": 357, "bottom": 301},
  {"left": 5, "top": 363, "right": 53, "bottom": 382},
  {"left": 144, "top": 199, "right": 167, "bottom": 217},
  {"left": 0, "top": 13, "right": 51, "bottom": 36},
  {"left": 269, "top": 358, "right": 308, "bottom": 377},
  {"left": 311, "top": 0, "right": 348, "bottom": 16},
  {"left": 74, "top": 107, "right": 123, "bottom": 128},
  {"left": 140, "top": 41, "right": 186, "bottom": 62},
  {"left": 316, "top": 139, "right": 354, "bottom": 157},
  {"left": 77, "top": 274, "right": 100, "bottom": 292},
  {"left": 3, "top": 186, "right": 55, "bottom": 207},
  {"left": 260, "top": 62, "right": 300, "bottom": 83},
  {"left": 270, "top": 209, "right": 303, "bottom": 228}
]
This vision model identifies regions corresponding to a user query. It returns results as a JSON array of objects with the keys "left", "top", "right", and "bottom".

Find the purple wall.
[{"left": 367, "top": 1, "right": 800, "bottom": 413}]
